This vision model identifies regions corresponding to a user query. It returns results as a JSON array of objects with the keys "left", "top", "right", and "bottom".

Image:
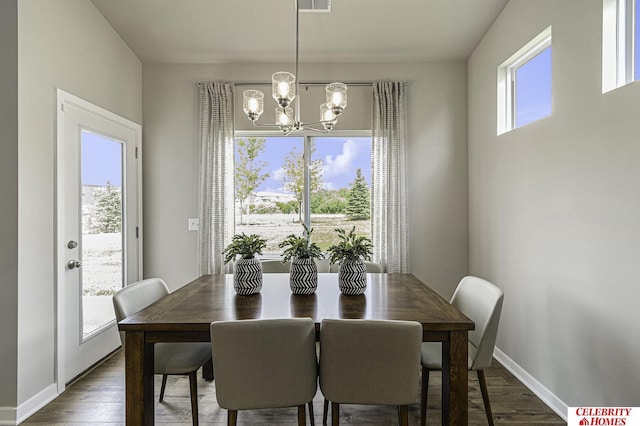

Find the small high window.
[
  {"left": 636, "top": 0, "right": 640, "bottom": 80},
  {"left": 498, "top": 26, "right": 553, "bottom": 134},
  {"left": 603, "top": 0, "right": 640, "bottom": 91}
]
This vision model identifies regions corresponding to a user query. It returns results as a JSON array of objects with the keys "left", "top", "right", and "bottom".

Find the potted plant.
[
  {"left": 223, "top": 233, "right": 267, "bottom": 295},
  {"left": 326, "top": 227, "right": 373, "bottom": 295},
  {"left": 279, "top": 224, "right": 324, "bottom": 295}
]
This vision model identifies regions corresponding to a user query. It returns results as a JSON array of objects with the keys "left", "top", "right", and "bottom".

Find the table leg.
[
  {"left": 442, "top": 330, "right": 468, "bottom": 425},
  {"left": 202, "top": 357, "right": 214, "bottom": 381},
  {"left": 125, "top": 331, "right": 154, "bottom": 425}
]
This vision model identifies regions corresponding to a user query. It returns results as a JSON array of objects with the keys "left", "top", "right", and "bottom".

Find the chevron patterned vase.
[
  {"left": 338, "top": 259, "right": 367, "bottom": 295},
  {"left": 233, "top": 258, "right": 263, "bottom": 295},
  {"left": 289, "top": 258, "right": 318, "bottom": 295}
]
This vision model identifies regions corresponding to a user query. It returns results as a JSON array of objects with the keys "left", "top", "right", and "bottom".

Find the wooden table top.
[{"left": 118, "top": 273, "right": 474, "bottom": 334}]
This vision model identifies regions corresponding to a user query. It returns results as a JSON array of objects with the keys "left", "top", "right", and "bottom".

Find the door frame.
[{"left": 55, "top": 89, "right": 143, "bottom": 394}]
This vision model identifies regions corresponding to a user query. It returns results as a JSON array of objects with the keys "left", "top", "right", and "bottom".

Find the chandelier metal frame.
[{"left": 242, "top": 0, "right": 347, "bottom": 136}]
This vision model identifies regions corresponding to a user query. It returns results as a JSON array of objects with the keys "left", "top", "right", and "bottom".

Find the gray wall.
[
  {"left": 142, "top": 62, "right": 469, "bottom": 296},
  {"left": 10, "top": 0, "right": 141, "bottom": 410},
  {"left": 0, "top": 0, "right": 19, "bottom": 409},
  {"left": 468, "top": 0, "right": 640, "bottom": 406}
]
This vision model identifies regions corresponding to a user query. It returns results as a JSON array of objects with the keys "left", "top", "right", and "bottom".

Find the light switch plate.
[{"left": 188, "top": 218, "right": 199, "bottom": 231}]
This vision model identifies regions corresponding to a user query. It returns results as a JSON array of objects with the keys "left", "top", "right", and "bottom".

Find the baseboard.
[
  {"left": 494, "top": 347, "right": 568, "bottom": 421},
  {"left": 0, "top": 406, "right": 17, "bottom": 426},
  {"left": 0, "top": 384, "right": 58, "bottom": 425}
]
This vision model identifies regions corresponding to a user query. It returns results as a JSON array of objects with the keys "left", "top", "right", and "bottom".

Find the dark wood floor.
[{"left": 23, "top": 350, "right": 565, "bottom": 425}]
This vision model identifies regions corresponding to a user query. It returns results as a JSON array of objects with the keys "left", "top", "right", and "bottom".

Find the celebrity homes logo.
[{"left": 568, "top": 407, "right": 640, "bottom": 425}]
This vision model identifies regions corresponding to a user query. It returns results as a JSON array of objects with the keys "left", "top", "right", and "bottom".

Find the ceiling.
[{"left": 90, "top": 0, "right": 509, "bottom": 64}]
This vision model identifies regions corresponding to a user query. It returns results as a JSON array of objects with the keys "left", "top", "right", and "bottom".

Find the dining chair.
[
  {"left": 328, "top": 261, "right": 383, "bottom": 273},
  {"left": 261, "top": 259, "right": 291, "bottom": 273},
  {"left": 315, "top": 258, "right": 331, "bottom": 273},
  {"left": 112, "top": 278, "right": 212, "bottom": 426},
  {"left": 319, "top": 319, "right": 422, "bottom": 426},
  {"left": 420, "top": 275, "right": 504, "bottom": 426},
  {"left": 210, "top": 318, "right": 318, "bottom": 426}
]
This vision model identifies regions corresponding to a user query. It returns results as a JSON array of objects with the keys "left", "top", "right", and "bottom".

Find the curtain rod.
[{"left": 234, "top": 82, "right": 373, "bottom": 87}]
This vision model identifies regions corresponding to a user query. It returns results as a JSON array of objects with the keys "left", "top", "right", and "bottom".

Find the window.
[
  {"left": 233, "top": 133, "right": 372, "bottom": 254},
  {"left": 498, "top": 26, "right": 552, "bottom": 134},
  {"left": 636, "top": 0, "right": 640, "bottom": 80},
  {"left": 603, "top": 0, "right": 640, "bottom": 91}
]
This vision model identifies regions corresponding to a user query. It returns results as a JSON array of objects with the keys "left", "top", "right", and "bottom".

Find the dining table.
[{"left": 117, "top": 273, "right": 475, "bottom": 425}]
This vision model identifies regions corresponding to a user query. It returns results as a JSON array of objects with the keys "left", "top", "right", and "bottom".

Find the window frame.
[
  {"left": 497, "top": 26, "right": 552, "bottom": 135},
  {"left": 603, "top": 0, "right": 638, "bottom": 91},
  {"left": 233, "top": 130, "right": 372, "bottom": 255}
]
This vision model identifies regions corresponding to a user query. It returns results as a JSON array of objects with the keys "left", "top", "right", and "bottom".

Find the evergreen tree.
[
  {"left": 91, "top": 181, "right": 122, "bottom": 233},
  {"left": 235, "top": 137, "right": 269, "bottom": 224},
  {"left": 346, "top": 168, "right": 370, "bottom": 220}
]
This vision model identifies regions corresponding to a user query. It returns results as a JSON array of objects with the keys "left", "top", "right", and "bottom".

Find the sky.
[
  {"left": 515, "top": 46, "right": 552, "bottom": 128},
  {"left": 81, "top": 130, "right": 123, "bottom": 187},
  {"left": 81, "top": 131, "right": 371, "bottom": 193},
  {"left": 243, "top": 136, "right": 372, "bottom": 193}
]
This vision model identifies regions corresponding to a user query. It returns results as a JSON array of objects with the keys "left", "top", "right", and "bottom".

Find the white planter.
[
  {"left": 234, "top": 257, "right": 262, "bottom": 295},
  {"left": 289, "top": 257, "right": 318, "bottom": 295},
  {"left": 338, "top": 259, "right": 367, "bottom": 295}
]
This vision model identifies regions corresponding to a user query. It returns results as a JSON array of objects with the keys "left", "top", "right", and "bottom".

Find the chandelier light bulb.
[
  {"left": 320, "top": 103, "right": 337, "bottom": 131},
  {"left": 242, "top": 90, "right": 264, "bottom": 122},
  {"left": 272, "top": 72, "right": 296, "bottom": 107},
  {"left": 326, "top": 82, "right": 347, "bottom": 115},
  {"left": 276, "top": 106, "right": 293, "bottom": 127},
  {"left": 247, "top": 98, "right": 259, "bottom": 113},
  {"left": 330, "top": 92, "right": 342, "bottom": 107},
  {"left": 277, "top": 82, "right": 290, "bottom": 98},
  {"left": 320, "top": 103, "right": 336, "bottom": 122}
]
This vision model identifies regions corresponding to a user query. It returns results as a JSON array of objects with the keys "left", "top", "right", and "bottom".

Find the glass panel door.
[{"left": 80, "top": 130, "right": 124, "bottom": 339}]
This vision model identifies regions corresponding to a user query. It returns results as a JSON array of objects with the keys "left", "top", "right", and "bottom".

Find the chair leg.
[
  {"left": 188, "top": 371, "right": 199, "bottom": 426},
  {"left": 477, "top": 370, "right": 494, "bottom": 426},
  {"left": 420, "top": 367, "right": 429, "bottom": 426},
  {"left": 308, "top": 400, "right": 315, "bottom": 426},
  {"left": 227, "top": 410, "right": 237, "bottom": 426},
  {"left": 159, "top": 374, "right": 168, "bottom": 403},
  {"left": 298, "top": 404, "right": 307, "bottom": 426},
  {"left": 398, "top": 405, "right": 409, "bottom": 426},
  {"left": 322, "top": 398, "right": 329, "bottom": 425},
  {"left": 331, "top": 402, "right": 340, "bottom": 426}
]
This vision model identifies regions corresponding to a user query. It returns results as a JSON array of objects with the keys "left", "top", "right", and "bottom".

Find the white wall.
[
  {"left": 142, "top": 62, "right": 468, "bottom": 295},
  {"left": 0, "top": 0, "right": 19, "bottom": 410},
  {"left": 10, "top": 0, "right": 142, "bottom": 416},
  {"left": 468, "top": 0, "right": 640, "bottom": 407}
]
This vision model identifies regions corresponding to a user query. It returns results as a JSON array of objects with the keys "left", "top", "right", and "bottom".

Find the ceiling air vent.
[{"left": 298, "top": 0, "right": 331, "bottom": 12}]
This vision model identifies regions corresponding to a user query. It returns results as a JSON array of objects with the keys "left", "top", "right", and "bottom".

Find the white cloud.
[
  {"left": 272, "top": 166, "right": 285, "bottom": 182},
  {"left": 322, "top": 139, "right": 359, "bottom": 179}
]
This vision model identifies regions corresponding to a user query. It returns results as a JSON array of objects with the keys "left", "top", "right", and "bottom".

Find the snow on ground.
[{"left": 82, "top": 232, "right": 122, "bottom": 296}]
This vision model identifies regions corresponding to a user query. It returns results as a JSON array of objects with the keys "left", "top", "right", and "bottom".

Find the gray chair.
[
  {"left": 113, "top": 278, "right": 212, "bottom": 426},
  {"left": 315, "top": 258, "right": 331, "bottom": 273},
  {"left": 328, "top": 261, "right": 383, "bottom": 273},
  {"left": 261, "top": 259, "right": 291, "bottom": 273},
  {"left": 420, "top": 276, "right": 504, "bottom": 426},
  {"left": 210, "top": 318, "right": 318, "bottom": 426},
  {"left": 319, "top": 319, "right": 422, "bottom": 426}
]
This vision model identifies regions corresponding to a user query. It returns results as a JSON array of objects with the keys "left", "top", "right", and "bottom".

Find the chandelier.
[{"left": 242, "top": 0, "right": 347, "bottom": 136}]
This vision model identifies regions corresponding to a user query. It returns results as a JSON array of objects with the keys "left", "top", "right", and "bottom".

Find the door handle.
[{"left": 67, "top": 260, "right": 82, "bottom": 270}]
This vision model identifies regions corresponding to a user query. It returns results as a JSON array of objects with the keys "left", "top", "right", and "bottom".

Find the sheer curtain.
[
  {"left": 197, "top": 82, "right": 235, "bottom": 275},
  {"left": 372, "top": 82, "right": 409, "bottom": 273}
]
